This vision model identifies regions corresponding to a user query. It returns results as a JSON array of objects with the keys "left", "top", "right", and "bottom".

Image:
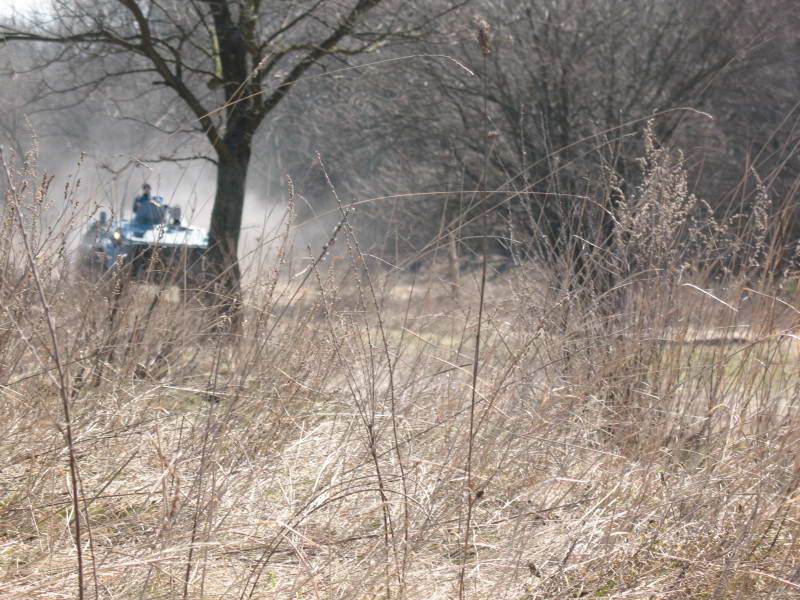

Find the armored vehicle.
[{"left": 80, "top": 197, "right": 209, "bottom": 283}]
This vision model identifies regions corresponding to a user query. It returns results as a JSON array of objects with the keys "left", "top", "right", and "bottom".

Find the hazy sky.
[{"left": 1, "top": 0, "right": 41, "bottom": 18}]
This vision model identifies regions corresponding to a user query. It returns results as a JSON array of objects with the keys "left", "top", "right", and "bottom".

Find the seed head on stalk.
[{"left": 476, "top": 17, "right": 492, "bottom": 56}]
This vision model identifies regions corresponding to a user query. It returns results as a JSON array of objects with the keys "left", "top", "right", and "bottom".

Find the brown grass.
[{"left": 1, "top": 139, "right": 799, "bottom": 600}]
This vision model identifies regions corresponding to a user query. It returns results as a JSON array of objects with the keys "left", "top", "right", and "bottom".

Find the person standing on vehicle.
[
  {"left": 133, "top": 183, "right": 153, "bottom": 214},
  {"left": 132, "top": 183, "right": 167, "bottom": 226}
]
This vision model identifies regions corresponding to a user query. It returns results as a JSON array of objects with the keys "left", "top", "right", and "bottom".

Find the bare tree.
[
  {"left": 0, "top": 0, "right": 455, "bottom": 301},
  {"left": 424, "top": 1, "right": 757, "bottom": 250},
  {"left": 315, "top": 0, "right": 788, "bottom": 266}
]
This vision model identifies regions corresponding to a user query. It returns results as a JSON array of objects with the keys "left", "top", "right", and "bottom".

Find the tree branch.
[
  {"left": 254, "top": 0, "right": 385, "bottom": 126},
  {"left": 116, "top": 0, "right": 226, "bottom": 159}
]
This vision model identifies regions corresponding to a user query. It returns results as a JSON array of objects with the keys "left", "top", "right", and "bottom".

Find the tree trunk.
[{"left": 206, "top": 132, "right": 251, "bottom": 314}]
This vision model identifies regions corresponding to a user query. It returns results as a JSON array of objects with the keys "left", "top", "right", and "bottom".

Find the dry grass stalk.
[{"left": 1, "top": 131, "right": 799, "bottom": 600}]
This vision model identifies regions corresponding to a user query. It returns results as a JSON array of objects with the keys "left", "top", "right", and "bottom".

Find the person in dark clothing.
[
  {"left": 133, "top": 183, "right": 167, "bottom": 226},
  {"left": 133, "top": 183, "right": 153, "bottom": 214}
]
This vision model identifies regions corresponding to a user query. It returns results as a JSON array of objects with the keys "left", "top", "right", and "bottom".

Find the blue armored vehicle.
[{"left": 80, "top": 196, "right": 209, "bottom": 282}]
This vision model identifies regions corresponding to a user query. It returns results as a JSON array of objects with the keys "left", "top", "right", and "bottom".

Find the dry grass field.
[{"left": 2, "top": 150, "right": 799, "bottom": 599}]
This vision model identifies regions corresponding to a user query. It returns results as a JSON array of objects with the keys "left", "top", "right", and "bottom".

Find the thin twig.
[{"left": 1, "top": 147, "right": 85, "bottom": 600}]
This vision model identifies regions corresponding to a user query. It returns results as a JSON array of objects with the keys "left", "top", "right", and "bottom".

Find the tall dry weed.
[{"left": 1, "top": 127, "right": 799, "bottom": 600}]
